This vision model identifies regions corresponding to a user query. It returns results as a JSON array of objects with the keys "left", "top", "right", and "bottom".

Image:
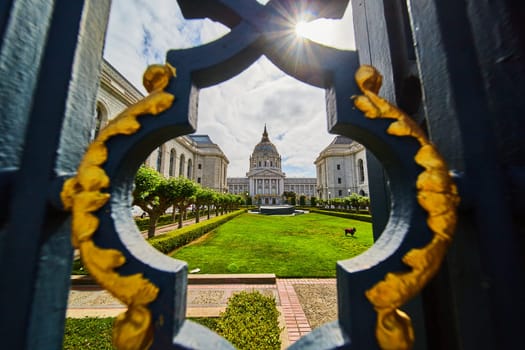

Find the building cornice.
[
  {"left": 314, "top": 142, "right": 365, "bottom": 164},
  {"left": 100, "top": 60, "right": 144, "bottom": 106}
]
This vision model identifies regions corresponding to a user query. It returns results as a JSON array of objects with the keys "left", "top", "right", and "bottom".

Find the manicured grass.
[
  {"left": 63, "top": 317, "right": 114, "bottom": 349},
  {"left": 171, "top": 213, "right": 373, "bottom": 277}
]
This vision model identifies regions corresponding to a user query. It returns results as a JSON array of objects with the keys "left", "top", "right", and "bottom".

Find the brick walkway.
[{"left": 67, "top": 277, "right": 336, "bottom": 347}]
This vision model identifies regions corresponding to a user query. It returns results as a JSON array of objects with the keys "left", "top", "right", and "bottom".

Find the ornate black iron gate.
[{"left": 0, "top": 0, "right": 523, "bottom": 349}]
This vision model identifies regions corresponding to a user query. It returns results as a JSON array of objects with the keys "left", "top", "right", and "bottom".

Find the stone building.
[
  {"left": 314, "top": 136, "right": 369, "bottom": 200},
  {"left": 94, "top": 60, "right": 229, "bottom": 192},
  {"left": 227, "top": 126, "right": 316, "bottom": 204}
]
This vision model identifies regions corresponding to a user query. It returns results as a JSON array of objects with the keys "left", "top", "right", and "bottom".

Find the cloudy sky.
[{"left": 103, "top": 0, "right": 355, "bottom": 177}]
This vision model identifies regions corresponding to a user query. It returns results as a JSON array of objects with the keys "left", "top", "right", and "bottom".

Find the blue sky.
[{"left": 103, "top": 0, "right": 355, "bottom": 177}]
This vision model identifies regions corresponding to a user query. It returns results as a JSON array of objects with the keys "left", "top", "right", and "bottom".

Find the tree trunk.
[
  {"left": 171, "top": 204, "right": 176, "bottom": 222},
  {"left": 195, "top": 206, "right": 200, "bottom": 223},
  {"left": 148, "top": 215, "right": 159, "bottom": 239},
  {"left": 207, "top": 206, "right": 210, "bottom": 219},
  {"left": 178, "top": 205, "right": 184, "bottom": 228}
]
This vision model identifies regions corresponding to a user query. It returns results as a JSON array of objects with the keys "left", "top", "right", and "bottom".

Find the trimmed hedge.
[
  {"left": 148, "top": 209, "right": 246, "bottom": 254},
  {"left": 306, "top": 208, "right": 372, "bottom": 222},
  {"left": 215, "top": 291, "right": 281, "bottom": 350}
]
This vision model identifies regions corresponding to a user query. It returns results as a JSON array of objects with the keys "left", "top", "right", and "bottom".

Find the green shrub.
[
  {"left": 148, "top": 209, "right": 246, "bottom": 254},
  {"left": 63, "top": 317, "right": 114, "bottom": 349},
  {"left": 307, "top": 208, "right": 372, "bottom": 222},
  {"left": 71, "top": 258, "right": 87, "bottom": 275},
  {"left": 216, "top": 291, "right": 281, "bottom": 350}
]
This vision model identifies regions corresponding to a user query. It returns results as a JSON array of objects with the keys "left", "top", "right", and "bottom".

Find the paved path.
[
  {"left": 67, "top": 278, "right": 337, "bottom": 347},
  {"left": 141, "top": 212, "right": 218, "bottom": 238}
]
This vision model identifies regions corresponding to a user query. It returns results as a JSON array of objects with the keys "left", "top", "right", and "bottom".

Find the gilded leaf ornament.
[
  {"left": 353, "top": 65, "right": 460, "bottom": 350},
  {"left": 61, "top": 64, "right": 176, "bottom": 350}
]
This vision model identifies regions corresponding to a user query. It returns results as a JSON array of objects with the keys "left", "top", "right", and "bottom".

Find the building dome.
[
  {"left": 249, "top": 125, "right": 282, "bottom": 171},
  {"left": 252, "top": 125, "right": 279, "bottom": 156}
]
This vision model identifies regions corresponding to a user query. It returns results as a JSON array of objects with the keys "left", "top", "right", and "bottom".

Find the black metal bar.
[{"left": 0, "top": 1, "right": 86, "bottom": 347}]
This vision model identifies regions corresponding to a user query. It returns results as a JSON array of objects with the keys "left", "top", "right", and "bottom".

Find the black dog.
[{"left": 344, "top": 227, "right": 357, "bottom": 237}]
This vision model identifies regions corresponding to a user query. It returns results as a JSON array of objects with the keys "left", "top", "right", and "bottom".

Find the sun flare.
[
  {"left": 293, "top": 15, "right": 354, "bottom": 51},
  {"left": 295, "top": 21, "right": 308, "bottom": 38}
]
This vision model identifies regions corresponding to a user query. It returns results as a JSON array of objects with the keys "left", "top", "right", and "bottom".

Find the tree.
[
  {"left": 169, "top": 177, "right": 197, "bottom": 229},
  {"left": 282, "top": 191, "right": 296, "bottom": 204},
  {"left": 358, "top": 195, "right": 370, "bottom": 214},
  {"left": 299, "top": 195, "right": 306, "bottom": 206},
  {"left": 310, "top": 196, "right": 317, "bottom": 207},
  {"left": 133, "top": 166, "right": 175, "bottom": 238},
  {"left": 332, "top": 197, "right": 344, "bottom": 209},
  {"left": 194, "top": 186, "right": 215, "bottom": 223},
  {"left": 349, "top": 193, "right": 360, "bottom": 213}
]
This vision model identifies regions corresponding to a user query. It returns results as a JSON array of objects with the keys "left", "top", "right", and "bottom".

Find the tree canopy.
[{"left": 133, "top": 166, "right": 244, "bottom": 237}]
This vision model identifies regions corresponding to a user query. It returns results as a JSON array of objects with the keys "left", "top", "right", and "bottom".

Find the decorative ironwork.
[
  {"left": 353, "top": 65, "right": 460, "bottom": 350},
  {"left": 61, "top": 64, "right": 176, "bottom": 350}
]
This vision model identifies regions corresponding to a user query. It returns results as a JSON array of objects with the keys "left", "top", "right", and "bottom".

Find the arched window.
[
  {"left": 179, "top": 154, "right": 185, "bottom": 177},
  {"left": 169, "top": 149, "right": 176, "bottom": 177},
  {"left": 187, "top": 159, "right": 193, "bottom": 179},
  {"left": 93, "top": 103, "right": 108, "bottom": 139},
  {"left": 156, "top": 146, "right": 164, "bottom": 173},
  {"left": 358, "top": 159, "right": 365, "bottom": 183}
]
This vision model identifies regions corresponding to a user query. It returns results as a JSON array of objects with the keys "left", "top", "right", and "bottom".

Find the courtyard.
[{"left": 171, "top": 212, "right": 373, "bottom": 277}]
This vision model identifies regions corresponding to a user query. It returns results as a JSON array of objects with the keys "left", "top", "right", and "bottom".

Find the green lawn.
[{"left": 171, "top": 212, "right": 373, "bottom": 277}]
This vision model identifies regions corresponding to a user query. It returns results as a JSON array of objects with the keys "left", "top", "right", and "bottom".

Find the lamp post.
[{"left": 328, "top": 191, "right": 331, "bottom": 209}]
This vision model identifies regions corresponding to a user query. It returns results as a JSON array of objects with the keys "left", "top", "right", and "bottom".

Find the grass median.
[{"left": 171, "top": 212, "right": 373, "bottom": 277}]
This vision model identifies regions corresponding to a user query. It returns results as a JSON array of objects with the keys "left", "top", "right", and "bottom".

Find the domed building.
[
  {"left": 228, "top": 126, "right": 317, "bottom": 205},
  {"left": 246, "top": 125, "right": 286, "bottom": 205}
]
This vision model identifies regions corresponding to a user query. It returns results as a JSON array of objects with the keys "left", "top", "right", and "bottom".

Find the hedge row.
[
  {"left": 215, "top": 291, "right": 281, "bottom": 350},
  {"left": 148, "top": 209, "right": 246, "bottom": 254},
  {"left": 135, "top": 211, "right": 197, "bottom": 231},
  {"left": 306, "top": 208, "right": 373, "bottom": 222}
]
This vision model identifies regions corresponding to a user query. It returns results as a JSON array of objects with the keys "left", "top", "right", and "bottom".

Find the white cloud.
[{"left": 104, "top": 0, "right": 355, "bottom": 178}]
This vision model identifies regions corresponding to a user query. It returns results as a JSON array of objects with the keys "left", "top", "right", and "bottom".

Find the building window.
[
  {"left": 198, "top": 163, "right": 202, "bottom": 170},
  {"left": 358, "top": 159, "right": 365, "bottom": 183},
  {"left": 179, "top": 154, "right": 185, "bottom": 177},
  {"left": 338, "top": 190, "right": 342, "bottom": 196},
  {"left": 187, "top": 159, "right": 193, "bottom": 178},
  {"left": 197, "top": 177, "right": 201, "bottom": 183},
  {"left": 336, "top": 164, "right": 340, "bottom": 170},
  {"left": 338, "top": 177, "right": 341, "bottom": 184},
  {"left": 169, "top": 149, "right": 176, "bottom": 177},
  {"left": 93, "top": 103, "right": 108, "bottom": 139},
  {"left": 156, "top": 146, "right": 163, "bottom": 172}
]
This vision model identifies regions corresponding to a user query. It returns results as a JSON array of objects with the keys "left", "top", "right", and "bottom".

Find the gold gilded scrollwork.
[
  {"left": 61, "top": 64, "right": 176, "bottom": 350},
  {"left": 352, "top": 65, "right": 460, "bottom": 350}
]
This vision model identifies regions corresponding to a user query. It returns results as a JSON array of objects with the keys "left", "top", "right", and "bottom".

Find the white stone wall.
[
  {"left": 314, "top": 139, "right": 370, "bottom": 200},
  {"left": 94, "top": 60, "right": 228, "bottom": 192}
]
